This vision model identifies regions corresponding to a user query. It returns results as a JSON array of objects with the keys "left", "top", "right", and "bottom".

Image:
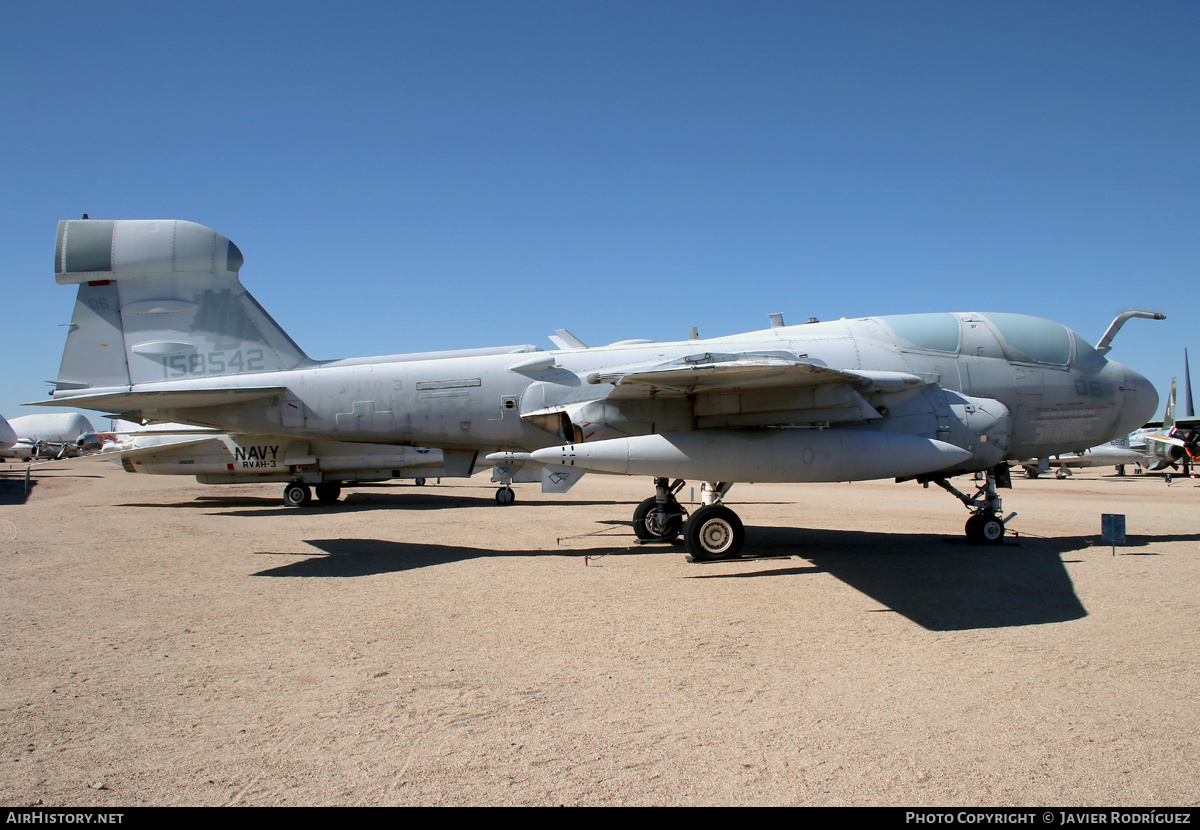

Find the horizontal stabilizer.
[
  {"left": 74, "top": 437, "right": 223, "bottom": 462},
  {"left": 34, "top": 386, "right": 289, "bottom": 413}
]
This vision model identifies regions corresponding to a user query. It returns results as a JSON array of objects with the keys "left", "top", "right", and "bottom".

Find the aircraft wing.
[
  {"left": 581, "top": 355, "right": 933, "bottom": 429},
  {"left": 592, "top": 357, "right": 929, "bottom": 397},
  {"left": 1147, "top": 433, "right": 1191, "bottom": 449}
]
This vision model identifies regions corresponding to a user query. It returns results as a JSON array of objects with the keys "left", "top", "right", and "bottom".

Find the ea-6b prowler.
[{"left": 39, "top": 219, "right": 1161, "bottom": 559}]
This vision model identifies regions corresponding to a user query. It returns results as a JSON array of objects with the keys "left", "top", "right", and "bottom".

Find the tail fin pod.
[{"left": 54, "top": 219, "right": 310, "bottom": 390}]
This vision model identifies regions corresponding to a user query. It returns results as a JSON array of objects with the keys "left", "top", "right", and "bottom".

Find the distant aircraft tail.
[
  {"left": 53, "top": 219, "right": 311, "bottom": 394},
  {"left": 1163, "top": 378, "right": 1177, "bottom": 431},
  {"left": 1184, "top": 349, "right": 1194, "bottom": 419}
]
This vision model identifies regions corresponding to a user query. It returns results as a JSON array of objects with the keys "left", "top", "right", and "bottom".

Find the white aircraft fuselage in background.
[
  {"left": 0, "top": 412, "right": 94, "bottom": 460},
  {"left": 0, "top": 414, "right": 16, "bottom": 451}
]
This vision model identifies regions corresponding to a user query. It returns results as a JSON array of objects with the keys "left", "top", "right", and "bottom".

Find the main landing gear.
[
  {"left": 283, "top": 481, "right": 311, "bottom": 507},
  {"left": 926, "top": 464, "right": 1012, "bottom": 545},
  {"left": 634, "top": 466, "right": 1013, "bottom": 558},
  {"left": 315, "top": 482, "right": 342, "bottom": 504},
  {"left": 686, "top": 503, "right": 744, "bottom": 561},
  {"left": 283, "top": 480, "right": 342, "bottom": 506},
  {"left": 495, "top": 485, "right": 515, "bottom": 505},
  {"left": 632, "top": 478, "right": 686, "bottom": 544},
  {"left": 633, "top": 478, "right": 744, "bottom": 561}
]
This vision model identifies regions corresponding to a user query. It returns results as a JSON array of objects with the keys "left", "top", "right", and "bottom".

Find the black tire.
[
  {"left": 495, "top": 486, "right": 515, "bottom": 505},
  {"left": 414, "top": 477, "right": 426, "bottom": 486},
  {"left": 965, "top": 514, "right": 983, "bottom": 543},
  {"left": 685, "top": 505, "right": 745, "bottom": 561},
  {"left": 965, "top": 513, "right": 1004, "bottom": 545},
  {"left": 283, "top": 482, "right": 311, "bottom": 507},
  {"left": 1024, "top": 469, "right": 1039, "bottom": 479},
  {"left": 632, "top": 497, "right": 683, "bottom": 543},
  {"left": 315, "top": 482, "right": 342, "bottom": 504}
]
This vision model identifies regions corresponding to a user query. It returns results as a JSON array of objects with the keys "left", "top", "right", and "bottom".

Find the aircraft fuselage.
[{"left": 82, "top": 311, "right": 1153, "bottom": 478}]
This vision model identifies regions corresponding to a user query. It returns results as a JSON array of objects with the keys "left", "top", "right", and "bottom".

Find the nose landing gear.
[{"left": 928, "top": 464, "right": 1012, "bottom": 545}]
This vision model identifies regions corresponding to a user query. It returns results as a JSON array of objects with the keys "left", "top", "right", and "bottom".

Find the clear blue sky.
[{"left": 2, "top": 1, "right": 1196, "bottom": 422}]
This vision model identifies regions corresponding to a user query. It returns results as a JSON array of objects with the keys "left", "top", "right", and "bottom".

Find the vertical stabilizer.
[
  {"left": 54, "top": 219, "right": 310, "bottom": 391},
  {"left": 56, "top": 275, "right": 131, "bottom": 390}
]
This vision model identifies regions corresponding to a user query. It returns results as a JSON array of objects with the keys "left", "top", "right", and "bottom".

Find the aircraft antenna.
[{"left": 1095, "top": 309, "right": 1165, "bottom": 354}]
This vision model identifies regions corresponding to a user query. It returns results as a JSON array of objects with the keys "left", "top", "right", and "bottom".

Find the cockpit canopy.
[{"left": 875, "top": 312, "right": 1104, "bottom": 368}]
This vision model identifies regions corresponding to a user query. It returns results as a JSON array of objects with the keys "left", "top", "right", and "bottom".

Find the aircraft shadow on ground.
[
  {"left": 252, "top": 538, "right": 632, "bottom": 578},
  {"left": 246, "top": 525, "right": 1200, "bottom": 632},
  {"left": 0, "top": 474, "right": 37, "bottom": 505},
  {"left": 725, "top": 525, "right": 1200, "bottom": 631},
  {"left": 121, "top": 493, "right": 505, "bottom": 512},
  {"left": 121, "top": 492, "right": 632, "bottom": 514}
]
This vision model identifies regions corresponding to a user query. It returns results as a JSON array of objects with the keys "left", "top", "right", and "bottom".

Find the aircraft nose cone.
[{"left": 1113, "top": 364, "right": 1159, "bottom": 437}]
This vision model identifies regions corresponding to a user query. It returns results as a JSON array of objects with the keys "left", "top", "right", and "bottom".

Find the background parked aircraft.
[
  {"left": 0, "top": 415, "right": 15, "bottom": 451},
  {"left": 0, "top": 412, "right": 95, "bottom": 462},
  {"left": 1018, "top": 435, "right": 1150, "bottom": 479},
  {"left": 1137, "top": 378, "right": 1200, "bottom": 474}
]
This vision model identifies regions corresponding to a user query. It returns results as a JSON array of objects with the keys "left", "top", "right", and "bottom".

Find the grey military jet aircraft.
[{"left": 38, "top": 219, "right": 1161, "bottom": 559}]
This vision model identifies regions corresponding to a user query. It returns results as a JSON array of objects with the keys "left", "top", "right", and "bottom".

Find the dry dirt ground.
[{"left": 1, "top": 461, "right": 1198, "bottom": 806}]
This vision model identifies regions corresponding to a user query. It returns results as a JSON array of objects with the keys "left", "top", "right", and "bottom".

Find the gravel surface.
[{"left": 1, "top": 462, "right": 1197, "bottom": 806}]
